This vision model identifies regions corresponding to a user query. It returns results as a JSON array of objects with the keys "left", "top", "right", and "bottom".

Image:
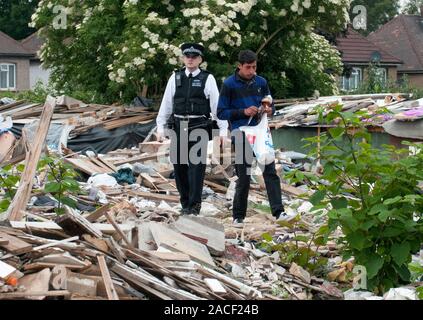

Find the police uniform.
[{"left": 156, "top": 43, "right": 228, "bottom": 215}]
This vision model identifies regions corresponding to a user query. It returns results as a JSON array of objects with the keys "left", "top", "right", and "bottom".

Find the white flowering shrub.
[{"left": 32, "top": 0, "right": 350, "bottom": 102}]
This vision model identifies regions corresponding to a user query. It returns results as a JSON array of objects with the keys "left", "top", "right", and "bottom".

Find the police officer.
[{"left": 156, "top": 43, "right": 228, "bottom": 215}]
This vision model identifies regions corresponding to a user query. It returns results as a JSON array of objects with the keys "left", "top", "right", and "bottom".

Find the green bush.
[
  {"left": 38, "top": 156, "right": 81, "bottom": 215},
  {"left": 0, "top": 164, "right": 25, "bottom": 213},
  {"left": 288, "top": 106, "right": 423, "bottom": 294},
  {"left": 30, "top": 0, "right": 351, "bottom": 103},
  {"left": 0, "top": 156, "right": 81, "bottom": 215}
]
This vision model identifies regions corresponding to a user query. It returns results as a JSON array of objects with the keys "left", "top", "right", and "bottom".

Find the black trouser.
[
  {"left": 232, "top": 132, "right": 284, "bottom": 220},
  {"left": 170, "top": 118, "right": 209, "bottom": 210}
]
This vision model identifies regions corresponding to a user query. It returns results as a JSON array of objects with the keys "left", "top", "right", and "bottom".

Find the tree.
[
  {"left": 31, "top": 0, "right": 350, "bottom": 103},
  {"left": 350, "top": 0, "right": 399, "bottom": 35},
  {"left": 402, "top": 0, "right": 423, "bottom": 14},
  {"left": 0, "top": 0, "right": 39, "bottom": 40}
]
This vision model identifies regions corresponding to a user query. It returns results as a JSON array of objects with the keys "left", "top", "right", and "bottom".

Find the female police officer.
[{"left": 156, "top": 43, "right": 228, "bottom": 215}]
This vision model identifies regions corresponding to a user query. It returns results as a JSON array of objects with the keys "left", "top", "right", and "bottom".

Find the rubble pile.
[
  {"left": 271, "top": 93, "right": 423, "bottom": 141},
  {"left": 0, "top": 95, "right": 421, "bottom": 300}
]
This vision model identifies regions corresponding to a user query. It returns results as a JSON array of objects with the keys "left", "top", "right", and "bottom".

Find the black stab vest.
[{"left": 173, "top": 68, "right": 211, "bottom": 116}]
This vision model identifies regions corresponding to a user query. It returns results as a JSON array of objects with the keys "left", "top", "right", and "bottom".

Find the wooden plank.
[
  {"left": 84, "top": 204, "right": 111, "bottom": 223},
  {"left": 0, "top": 103, "right": 41, "bottom": 117},
  {"left": 33, "top": 236, "right": 79, "bottom": 251},
  {"left": 103, "top": 115, "right": 156, "bottom": 130},
  {"left": 97, "top": 255, "right": 119, "bottom": 300},
  {"left": 109, "top": 259, "right": 201, "bottom": 300},
  {"left": 35, "top": 252, "right": 90, "bottom": 267},
  {"left": 137, "top": 223, "right": 156, "bottom": 251},
  {"left": 0, "top": 236, "right": 9, "bottom": 245},
  {"left": 64, "top": 157, "right": 108, "bottom": 175},
  {"left": 112, "top": 151, "right": 169, "bottom": 166},
  {"left": 130, "top": 190, "right": 180, "bottom": 203},
  {"left": 18, "top": 268, "right": 51, "bottom": 300},
  {"left": 0, "top": 290, "right": 70, "bottom": 299},
  {"left": 0, "top": 99, "right": 26, "bottom": 112},
  {"left": 0, "top": 231, "right": 33, "bottom": 254},
  {"left": 149, "top": 222, "right": 216, "bottom": 268},
  {"left": 88, "top": 157, "right": 113, "bottom": 173},
  {"left": 97, "top": 157, "right": 118, "bottom": 172},
  {"left": 105, "top": 237, "right": 126, "bottom": 264},
  {"left": 147, "top": 251, "right": 191, "bottom": 262},
  {"left": 7, "top": 98, "right": 56, "bottom": 221},
  {"left": 55, "top": 206, "right": 103, "bottom": 238},
  {"left": 66, "top": 275, "right": 98, "bottom": 297},
  {"left": 139, "top": 141, "right": 170, "bottom": 154},
  {"left": 9, "top": 221, "right": 133, "bottom": 234},
  {"left": 140, "top": 173, "right": 159, "bottom": 190},
  {"left": 204, "top": 180, "right": 228, "bottom": 193},
  {"left": 24, "top": 262, "right": 86, "bottom": 271},
  {"left": 82, "top": 234, "right": 109, "bottom": 253},
  {"left": 0, "top": 131, "right": 15, "bottom": 164},
  {"left": 104, "top": 211, "right": 132, "bottom": 247},
  {"left": 24, "top": 212, "right": 51, "bottom": 222},
  {"left": 211, "top": 157, "right": 238, "bottom": 183}
]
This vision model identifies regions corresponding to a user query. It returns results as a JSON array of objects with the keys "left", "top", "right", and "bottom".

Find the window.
[
  {"left": 341, "top": 67, "right": 362, "bottom": 91},
  {"left": 0, "top": 63, "right": 16, "bottom": 90},
  {"left": 375, "top": 67, "right": 387, "bottom": 84}
]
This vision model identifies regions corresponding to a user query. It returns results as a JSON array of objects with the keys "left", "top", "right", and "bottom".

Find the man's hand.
[{"left": 244, "top": 106, "right": 259, "bottom": 117}]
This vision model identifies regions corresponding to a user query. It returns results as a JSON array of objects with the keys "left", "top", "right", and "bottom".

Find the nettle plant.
[
  {"left": 288, "top": 106, "right": 423, "bottom": 294},
  {"left": 260, "top": 217, "right": 329, "bottom": 275},
  {"left": 0, "top": 156, "right": 81, "bottom": 215},
  {"left": 0, "top": 164, "right": 25, "bottom": 212},
  {"left": 38, "top": 156, "right": 81, "bottom": 214}
]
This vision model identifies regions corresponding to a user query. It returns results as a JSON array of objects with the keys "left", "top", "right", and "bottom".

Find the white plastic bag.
[
  {"left": 239, "top": 113, "right": 275, "bottom": 165},
  {"left": 87, "top": 173, "right": 118, "bottom": 188}
]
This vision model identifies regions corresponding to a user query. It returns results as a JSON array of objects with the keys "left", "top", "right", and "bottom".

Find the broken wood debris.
[{"left": 2, "top": 95, "right": 400, "bottom": 301}]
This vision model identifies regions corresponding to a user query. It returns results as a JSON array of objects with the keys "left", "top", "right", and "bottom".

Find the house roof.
[
  {"left": 21, "top": 32, "right": 44, "bottom": 58},
  {"left": 0, "top": 31, "right": 32, "bottom": 57},
  {"left": 336, "top": 26, "right": 403, "bottom": 65},
  {"left": 367, "top": 14, "right": 423, "bottom": 73}
]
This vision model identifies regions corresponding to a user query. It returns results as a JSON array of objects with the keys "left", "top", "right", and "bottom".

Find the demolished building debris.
[{"left": 0, "top": 94, "right": 422, "bottom": 300}]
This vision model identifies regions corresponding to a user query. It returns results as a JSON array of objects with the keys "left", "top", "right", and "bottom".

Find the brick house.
[
  {"left": 367, "top": 7, "right": 423, "bottom": 88},
  {"left": 0, "top": 31, "right": 50, "bottom": 92},
  {"left": 336, "top": 26, "right": 403, "bottom": 92}
]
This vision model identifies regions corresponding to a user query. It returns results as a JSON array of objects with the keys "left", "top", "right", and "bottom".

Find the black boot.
[
  {"left": 189, "top": 203, "right": 201, "bottom": 216},
  {"left": 180, "top": 207, "right": 190, "bottom": 215}
]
